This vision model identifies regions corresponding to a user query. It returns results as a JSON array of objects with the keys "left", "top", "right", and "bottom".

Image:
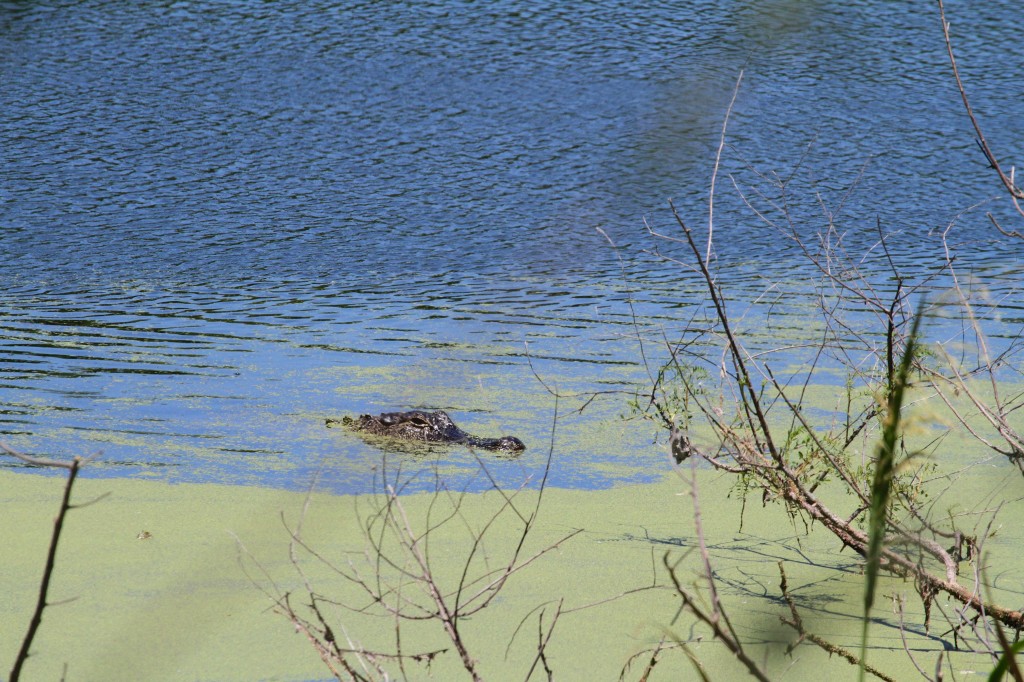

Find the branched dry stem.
[
  {"left": 243, "top": 405, "right": 612, "bottom": 680},
  {"left": 1, "top": 442, "right": 97, "bottom": 682},
  {"left": 659, "top": 460, "right": 772, "bottom": 682}
]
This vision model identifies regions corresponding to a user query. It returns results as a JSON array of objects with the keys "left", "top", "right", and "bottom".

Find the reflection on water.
[{"left": 1, "top": 1, "right": 1023, "bottom": 492}]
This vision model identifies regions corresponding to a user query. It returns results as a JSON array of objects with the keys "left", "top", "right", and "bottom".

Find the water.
[{"left": 2, "top": 0, "right": 1023, "bottom": 493}]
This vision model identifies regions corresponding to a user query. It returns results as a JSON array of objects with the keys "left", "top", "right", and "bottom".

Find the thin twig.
[
  {"left": 706, "top": 70, "right": 745, "bottom": 266},
  {"left": 7, "top": 452, "right": 85, "bottom": 682},
  {"left": 938, "top": 0, "right": 1024, "bottom": 234}
]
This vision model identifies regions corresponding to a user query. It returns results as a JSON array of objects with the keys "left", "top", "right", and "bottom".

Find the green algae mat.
[{"left": 2, "top": 464, "right": 1022, "bottom": 681}]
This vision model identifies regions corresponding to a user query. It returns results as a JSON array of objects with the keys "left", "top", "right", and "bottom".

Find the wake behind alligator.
[{"left": 327, "top": 410, "right": 526, "bottom": 453}]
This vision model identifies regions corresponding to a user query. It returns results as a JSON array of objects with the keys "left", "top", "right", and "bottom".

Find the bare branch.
[
  {"left": 938, "top": 0, "right": 1024, "bottom": 234},
  {"left": 8, "top": 455, "right": 84, "bottom": 682}
]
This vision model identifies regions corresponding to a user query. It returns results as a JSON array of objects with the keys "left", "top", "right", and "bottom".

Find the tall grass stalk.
[{"left": 859, "top": 309, "right": 923, "bottom": 680}]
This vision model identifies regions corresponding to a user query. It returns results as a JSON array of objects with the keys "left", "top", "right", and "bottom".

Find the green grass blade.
[
  {"left": 989, "top": 640, "right": 1024, "bottom": 682},
  {"left": 860, "top": 310, "right": 923, "bottom": 680}
]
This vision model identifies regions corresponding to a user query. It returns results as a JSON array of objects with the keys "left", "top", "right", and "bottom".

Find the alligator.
[{"left": 327, "top": 410, "right": 525, "bottom": 453}]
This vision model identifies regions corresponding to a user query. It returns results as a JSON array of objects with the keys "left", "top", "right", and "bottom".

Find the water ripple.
[{"left": 2, "top": 0, "right": 1023, "bottom": 491}]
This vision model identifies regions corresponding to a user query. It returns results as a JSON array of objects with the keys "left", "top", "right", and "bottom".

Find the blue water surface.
[{"left": 2, "top": 0, "right": 1023, "bottom": 493}]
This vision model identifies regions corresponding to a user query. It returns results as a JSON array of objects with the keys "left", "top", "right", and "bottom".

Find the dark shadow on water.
[{"left": 628, "top": 529, "right": 971, "bottom": 653}]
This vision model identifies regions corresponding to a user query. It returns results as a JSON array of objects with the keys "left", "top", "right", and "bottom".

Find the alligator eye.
[{"left": 409, "top": 417, "right": 431, "bottom": 428}]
